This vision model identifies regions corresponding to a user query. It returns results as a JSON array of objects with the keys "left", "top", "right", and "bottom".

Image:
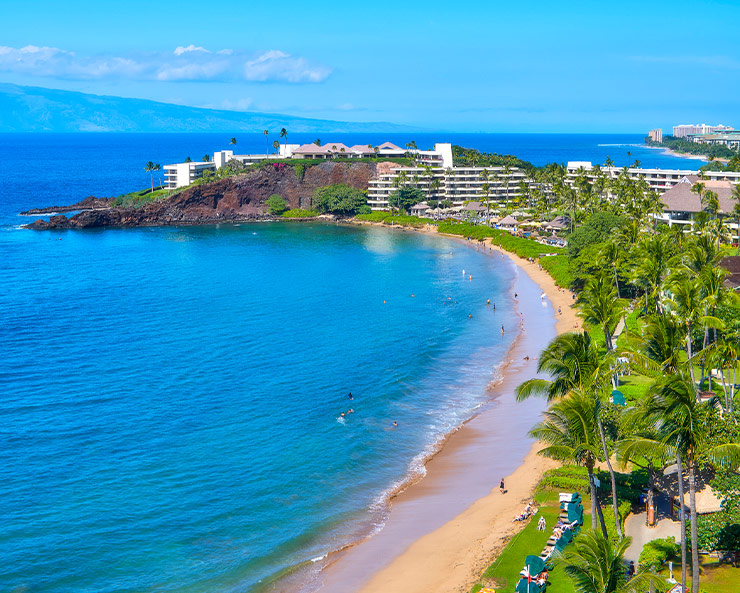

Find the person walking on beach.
[{"left": 500, "top": 478, "right": 505, "bottom": 494}]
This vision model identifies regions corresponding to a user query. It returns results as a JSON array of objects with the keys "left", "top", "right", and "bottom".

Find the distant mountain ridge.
[{"left": 0, "top": 83, "right": 414, "bottom": 133}]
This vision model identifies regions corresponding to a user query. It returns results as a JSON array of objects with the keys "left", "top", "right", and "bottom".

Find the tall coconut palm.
[
  {"left": 629, "top": 234, "right": 674, "bottom": 314},
  {"left": 280, "top": 127, "right": 288, "bottom": 147},
  {"left": 600, "top": 240, "right": 624, "bottom": 298},
  {"left": 516, "top": 332, "right": 622, "bottom": 537},
  {"left": 560, "top": 530, "right": 659, "bottom": 593},
  {"left": 530, "top": 389, "right": 608, "bottom": 536},
  {"left": 646, "top": 375, "right": 740, "bottom": 593},
  {"left": 229, "top": 137, "right": 237, "bottom": 148},
  {"left": 578, "top": 274, "right": 626, "bottom": 351},
  {"left": 145, "top": 161, "right": 156, "bottom": 193},
  {"left": 263, "top": 130, "right": 269, "bottom": 155},
  {"left": 272, "top": 139, "right": 280, "bottom": 154},
  {"left": 616, "top": 406, "right": 672, "bottom": 529}
]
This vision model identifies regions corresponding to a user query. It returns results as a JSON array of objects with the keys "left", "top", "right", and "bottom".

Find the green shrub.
[
  {"left": 540, "top": 254, "right": 572, "bottom": 288},
  {"left": 266, "top": 194, "right": 288, "bottom": 215},
  {"left": 638, "top": 537, "right": 679, "bottom": 570},
  {"left": 282, "top": 208, "right": 318, "bottom": 218},
  {"left": 314, "top": 184, "right": 368, "bottom": 216}
]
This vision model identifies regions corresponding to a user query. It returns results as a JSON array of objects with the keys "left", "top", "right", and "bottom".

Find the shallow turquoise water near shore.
[{"left": 1, "top": 221, "right": 520, "bottom": 592}]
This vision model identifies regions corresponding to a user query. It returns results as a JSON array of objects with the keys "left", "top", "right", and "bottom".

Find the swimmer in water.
[
  {"left": 468, "top": 313, "right": 472, "bottom": 318},
  {"left": 348, "top": 392, "right": 354, "bottom": 400},
  {"left": 340, "top": 412, "right": 346, "bottom": 417},
  {"left": 469, "top": 275, "right": 472, "bottom": 281},
  {"left": 392, "top": 421, "right": 398, "bottom": 427},
  {"left": 501, "top": 325, "right": 505, "bottom": 335},
  {"left": 487, "top": 298, "right": 491, "bottom": 306}
]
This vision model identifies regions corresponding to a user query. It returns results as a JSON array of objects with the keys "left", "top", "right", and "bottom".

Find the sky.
[{"left": 1, "top": 0, "right": 739, "bottom": 132}]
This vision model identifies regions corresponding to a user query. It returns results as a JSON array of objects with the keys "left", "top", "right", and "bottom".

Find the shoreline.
[{"left": 311, "top": 225, "right": 580, "bottom": 593}]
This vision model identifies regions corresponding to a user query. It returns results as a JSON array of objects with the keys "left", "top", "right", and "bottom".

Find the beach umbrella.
[
  {"left": 612, "top": 389, "right": 626, "bottom": 406},
  {"left": 525, "top": 554, "right": 546, "bottom": 576}
]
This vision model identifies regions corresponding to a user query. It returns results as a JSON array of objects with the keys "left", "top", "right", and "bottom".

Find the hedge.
[{"left": 638, "top": 537, "right": 679, "bottom": 570}]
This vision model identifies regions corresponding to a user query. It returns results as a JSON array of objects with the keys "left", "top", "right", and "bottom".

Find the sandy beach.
[{"left": 315, "top": 227, "right": 580, "bottom": 593}]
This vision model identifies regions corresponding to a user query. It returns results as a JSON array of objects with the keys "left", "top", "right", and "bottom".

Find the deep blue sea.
[{"left": 0, "top": 133, "right": 700, "bottom": 593}]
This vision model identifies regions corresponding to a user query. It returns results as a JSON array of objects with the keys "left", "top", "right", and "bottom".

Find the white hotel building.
[
  {"left": 368, "top": 163, "right": 528, "bottom": 210},
  {"left": 566, "top": 161, "right": 740, "bottom": 192},
  {"left": 163, "top": 142, "right": 454, "bottom": 189}
]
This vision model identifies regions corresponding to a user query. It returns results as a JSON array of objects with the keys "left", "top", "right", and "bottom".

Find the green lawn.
[
  {"left": 471, "top": 491, "right": 592, "bottom": 593},
  {"left": 654, "top": 557, "right": 740, "bottom": 593},
  {"left": 616, "top": 374, "right": 653, "bottom": 402}
]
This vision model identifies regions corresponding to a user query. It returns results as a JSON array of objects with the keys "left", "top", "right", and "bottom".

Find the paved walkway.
[{"left": 624, "top": 494, "right": 681, "bottom": 563}]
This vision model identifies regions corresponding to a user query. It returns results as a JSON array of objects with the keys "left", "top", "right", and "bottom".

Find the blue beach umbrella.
[{"left": 611, "top": 389, "right": 626, "bottom": 406}]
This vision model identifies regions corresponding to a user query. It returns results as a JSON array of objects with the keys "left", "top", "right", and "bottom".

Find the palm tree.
[
  {"left": 263, "top": 130, "right": 269, "bottom": 156},
  {"left": 617, "top": 405, "right": 672, "bottom": 528},
  {"left": 280, "top": 127, "right": 288, "bottom": 147},
  {"left": 560, "top": 530, "right": 658, "bottom": 593},
  {"left": 184, "top": 156, "right": 192, "bottom": 163},
  {"left": 578, "top": 274, "right": 626, "bottom": 351},
  {"left": 646, "top": 375, "right": 740, "bottom": 593},
  {"left": 314, "top": 139, "right": 322, "bottom": 146},
  {"left": 229, "top": 137, "right": 237, "bottom": 148},
  {"left": 202, "top": 154, "right": 210, "bottom": 162},
  {"left": 531, "top": 390, "right": 608, "bottom": 536},
  {"left": 516, "top": 332, "right": 621, "bottom": 537},
  {"left": 145, "top": 161, "right": 156, "bottom": 193},
  {"left": 272, "top": 140, "right": 280, "bottom": 154}
]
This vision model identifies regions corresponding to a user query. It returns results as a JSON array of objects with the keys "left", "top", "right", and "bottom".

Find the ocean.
[{"left": 0, "top": 133, "right": 698, "bottom": 593}]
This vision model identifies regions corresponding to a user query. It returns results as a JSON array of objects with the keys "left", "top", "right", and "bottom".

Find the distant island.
[{"left": 0, "top": 83, "right": 417, "bottom": 133}]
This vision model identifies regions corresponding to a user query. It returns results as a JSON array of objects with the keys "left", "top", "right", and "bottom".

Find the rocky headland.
[{"left": 23, "top": 160, "right": 391, "bottom": 230}]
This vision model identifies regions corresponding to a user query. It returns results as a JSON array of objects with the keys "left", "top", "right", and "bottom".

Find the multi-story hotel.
[
  {"left": 686, "top": 131, "right": 740, "bottom": 151},
  {"left": 672, "top": 123, "right": 734, "bottom": 138},
  {"left": 566, "top": 162, "right": 740, "bottom": 193},
  {"left": 648, "top": 128, "right": 663, "bottom": 143},
  {"left": 367, "top": 164, "right": 528, "bottom": 210}
]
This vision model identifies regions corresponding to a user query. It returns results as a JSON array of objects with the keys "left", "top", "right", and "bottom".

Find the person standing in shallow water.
[{"left": 500, "top": 478, "right": 505, "bottom": 494}]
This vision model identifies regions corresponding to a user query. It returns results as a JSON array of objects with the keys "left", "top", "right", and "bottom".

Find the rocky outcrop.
[
  {"left": 21, "top": 196, "right": 113, "bottom": 215},
  {"left": 24, "top": 160, "right": 379, "bottom": 230}
]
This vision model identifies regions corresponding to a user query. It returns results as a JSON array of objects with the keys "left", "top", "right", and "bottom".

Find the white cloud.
[
  {"left": 245, "top": 50, "right": 331, "bottom": 83},
  {"left": 0, "top": 44, "right": 331, "bottom": 84},
  {"left": 174, "top": 45, "right": 210, "bottom": 56}
]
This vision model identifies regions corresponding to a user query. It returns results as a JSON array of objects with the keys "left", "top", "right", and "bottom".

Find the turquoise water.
[
  {"left": 0, "top": 131, "right": 684, "bottom": 592},
  {"left": 1, "top": 221, "right": 518, "bottom": 592}
]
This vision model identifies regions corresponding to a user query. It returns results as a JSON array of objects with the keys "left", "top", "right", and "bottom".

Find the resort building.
[
  {"left": 566, "top": 162, "right": 740, "bottom": 193},
  {"left": 648, "top": 128, "right": 663, "bottom": 143},
  {"left": 656, "top": 176, "right": 739, "bottom": 229},
  {"left": 163, "top": 161, "right": 216, "bottom": 189},
  {"left": 163, "top": 142, "right": 454, "bottom": 190},
  {"left": 672, "top": 123, "right": 734, "bottom": 138},
  {"left": 686, "top": 131, "right": 740, "bottom": 151},
  {"left": 368, "top": 164, "right": 528, "bottom": 210}
]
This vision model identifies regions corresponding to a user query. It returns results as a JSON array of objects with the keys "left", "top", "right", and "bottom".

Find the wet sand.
[{"left": 315, "top": 233, "right": 580, "bottom": 593}]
